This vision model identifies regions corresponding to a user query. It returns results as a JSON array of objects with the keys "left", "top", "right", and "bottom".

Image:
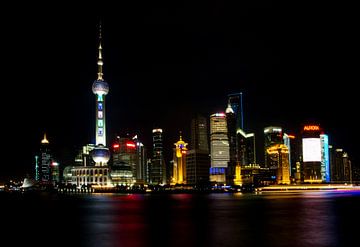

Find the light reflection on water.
[
  {"left": 78, "top": 191, "right": 360, "bottom": 247},
  {"left": 2, "top": 191, "right": 359, "bottom": 247}
]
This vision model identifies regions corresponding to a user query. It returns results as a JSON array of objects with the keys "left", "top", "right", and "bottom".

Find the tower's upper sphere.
[{"left": 92, "top": 80, "right": 109, "bottom": 95}]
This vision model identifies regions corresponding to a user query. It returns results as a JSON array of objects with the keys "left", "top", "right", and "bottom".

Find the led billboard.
[{"left": 302, "top": 138, "right": 321, "bottom": 162}]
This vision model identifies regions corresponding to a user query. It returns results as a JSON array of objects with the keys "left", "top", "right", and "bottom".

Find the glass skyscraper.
[{"left": 228, "top": 92, "right": 244, "bottom": 130}]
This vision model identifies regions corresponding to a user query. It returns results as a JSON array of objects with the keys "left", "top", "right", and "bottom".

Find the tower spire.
[
  {"left": 97, "top": 22, "right": 104, "bottom": 81},
  {"left": 41, "top": 133, "right": 49, "bottom": 144}
]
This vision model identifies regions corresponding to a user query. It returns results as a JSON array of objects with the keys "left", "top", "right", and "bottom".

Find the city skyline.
[{"left": 2, "top": 2, "right": 358, "bottom": 180}]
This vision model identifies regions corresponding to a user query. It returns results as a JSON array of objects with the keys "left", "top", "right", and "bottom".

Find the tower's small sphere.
[
  {"left": 91, "top": 145, "right": 110, "bottom": 164},
  {"left": 92, "top": 80, "right": 109, "bottom": 95}
]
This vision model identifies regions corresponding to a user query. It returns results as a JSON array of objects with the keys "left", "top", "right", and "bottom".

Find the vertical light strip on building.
[{"left": 321, "top": 134, "right": 330, "bottom": 182}]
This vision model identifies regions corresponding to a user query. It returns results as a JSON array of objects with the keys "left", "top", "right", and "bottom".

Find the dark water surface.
[{"left": 1, "top": 191, "right": 360, "bottom": 247}]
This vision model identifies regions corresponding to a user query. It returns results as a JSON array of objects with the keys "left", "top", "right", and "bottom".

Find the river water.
[{"left": 1, "top": 190, "right": 359, "bottom": 247}]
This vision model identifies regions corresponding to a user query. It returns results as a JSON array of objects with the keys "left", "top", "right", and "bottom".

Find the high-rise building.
[
  {"left": 186, "top": 150, "right": 210, "bottom": 186},
  {"left": 237, "top": 128, "right": 256, "bottom": 166},
  {"left": 283, "top": 134, "right": 300, "bottom": 180},
  {"left": 191, "top": 115, "right": 209, "bottom": 152},
  {"left": 301, "top": 125, "right": 322, "bottom": 183},
  {"left": 111, "top": 136, "right": 137, "bottom": 185},
  {"left": 320, "top": 134, "right": 330, "bottom": 182},
  {"left": 331, "top": 148, "right": 352, "bottom": 183},
  {"left": 283, "top": 133, "right": 291, "bottom": 173},
  {"left": 228, "top": 92, "right": 244, "bottom": 130},
  {"left": 110, "top": 135, "right": 146, "bottom": 185},
  {"left": 226, "top": 103, "right": 237, "bottom": 184},
  {"left": 266, "top": 144, "right": 290, "bottom": 184},
  {"left": 187, "top": 115, "right": 210, "bottom": 186},
  {"left": 264, "top": 126, "right": 283, "bottom": 168},
  {"left": 172, "top": 134, "right": 188, "bottom": 184},
  {"left": 209, "top": 113, "right": 229, "bottom": 183},
  {"left": 133, "top": 135, "right": 147, "bottom": 184},
  {"left": 245, "top": 132, "right": 256, "bottom": 165},
  {"left": 151, "top": 128, "right": 166, "bottom": 184},
  {"left": 50, "top": 162, "right": 60, "bottom": 185},
  {"left": 39, "top": 133, "right": 52, "bottom": 183}
]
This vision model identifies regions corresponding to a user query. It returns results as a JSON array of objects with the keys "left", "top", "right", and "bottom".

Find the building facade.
[{"left": 210, "top": 113, "right": 229, "bottom": 183}]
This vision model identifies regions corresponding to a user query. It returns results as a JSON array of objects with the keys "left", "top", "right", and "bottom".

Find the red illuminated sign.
[
  {"left": 113, "top": 144, "right": 120, "bottom": 149},
  {"left": 304, "top": 125, "right": 320, "bottom": 131},
  {"left": 126, "top": 142, "right": 136, "bottom": 148}
]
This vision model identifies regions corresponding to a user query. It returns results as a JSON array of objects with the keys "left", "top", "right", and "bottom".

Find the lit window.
[
  {"left": 98, "top": 128, "right": 103, "bottom": 136},
  {"left": 98, "top": 103, "right": 103, "bottom": 110},
  {"left": 98, "top": 120, "right": 103, "bottom": 127},
  {"left": 98, "top": 111, "right": 103, "bottom": 118}
]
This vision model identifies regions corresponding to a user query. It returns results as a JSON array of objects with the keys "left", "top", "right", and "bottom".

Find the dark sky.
[{"left": 1, "top": 2, "right": 358, "bottom": 180}]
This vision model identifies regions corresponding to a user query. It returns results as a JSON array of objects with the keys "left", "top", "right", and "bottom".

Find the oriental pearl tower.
[{"left": 91, "top": 25, "right": 110, "bottom": 166}]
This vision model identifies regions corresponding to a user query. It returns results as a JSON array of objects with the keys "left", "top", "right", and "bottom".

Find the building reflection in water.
[
  {"left": 80, "top": 191, "right": 358, "bottom": 247},
  {"left": 81, "top": 194, "right": 147, "bottom": 247}
]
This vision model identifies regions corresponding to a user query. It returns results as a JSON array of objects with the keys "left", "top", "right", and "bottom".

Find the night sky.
[{"left": 1, "top": 2, "right": 358, "bottom": 180}]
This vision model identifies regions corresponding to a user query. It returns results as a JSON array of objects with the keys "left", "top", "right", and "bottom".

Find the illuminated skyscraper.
[
  {"left": 111, "top": 136, "right": 137, "bottom": 185},
  {"left": 40, "top": 133, "right": 51, "bottom": 182},
  {"left": 133, "top": 135, "right": 147, "bottom": 184},
  {"left": 110, "top": 135, "right": 146, "bottom": 185},
  {"left": 209, "top": 113, "right": 229, "bottom": 183},
  {"left": 283, "top": 133, "right": 299, "bottom": 180},
  {"left": 264, "top": 126, "right": 283, "bottom": 168},
  {"left": 173, "top": 134, "right": 188, "bottom": 184},
  {"left": 266, "top": 144, "right": 290, "bottom": 184},
  {"left": 301, "top": 125, "right": 322, "bottom": 183},
  {"left": 91, "top": 25, "right": 110, "bottom": 167},
  {"left": 151, "top": 128, "right": 165, "bottom": 184},
  {"left": 320, "top": 134, "right": 330, "bottom": 182}
]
